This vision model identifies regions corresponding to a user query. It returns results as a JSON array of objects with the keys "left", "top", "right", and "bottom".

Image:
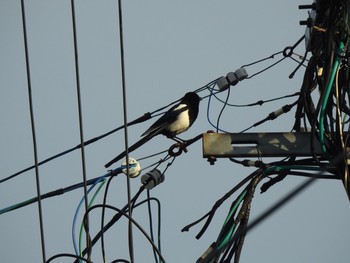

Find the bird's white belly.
[{"left": 168, "top": 104, "right": 190, "bottom": 134}]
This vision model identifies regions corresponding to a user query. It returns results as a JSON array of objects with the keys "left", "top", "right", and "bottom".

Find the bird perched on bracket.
[{"left": 105, "top": 92, "right": 200, "bottom": 168}]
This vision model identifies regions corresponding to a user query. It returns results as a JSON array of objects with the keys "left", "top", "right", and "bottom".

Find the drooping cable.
[
  {"left": 78, "top": 179, "right": 107, "bottom": 258},
  {"left": 146, "top": 190, "right": 158, "bottom": 263},
  {"left": 0, "top": 113, "right": 152, "bottom": 184},
  {"left": 45, "top": 253, "right": 92, "bottom": 263},
  {"left": 70, "top": 0, "right": 91, "bottom": 259},
  {"left": 76, "top": 186, "right": 145, "bottom": 262},
  {"left": 20, "top": 1, "right": 47, "bottom": 261},
  {"left": 83, "top": 204, "right": 166, "bottom": 263},
  {"left": 117, "top": 1, "right": 134, "bottom": 261},
  {"left": 216, "top": 86, "right": 231, "bottom": 133},
  {"left": 319, "top": 41, "right": 345, "bottom": 152}
]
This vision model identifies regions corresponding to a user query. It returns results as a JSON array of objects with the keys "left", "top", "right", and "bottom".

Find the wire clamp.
[{"left": 168, "top": 142, "right": 187, "bottom": 157}]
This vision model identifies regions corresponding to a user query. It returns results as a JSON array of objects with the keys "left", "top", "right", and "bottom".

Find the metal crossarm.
[{"left": 202, "top": 132, "right": 324, "bottom": 158}]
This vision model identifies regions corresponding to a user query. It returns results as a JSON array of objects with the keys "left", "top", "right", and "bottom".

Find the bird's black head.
[{"left": 181, "top": 92, "right": 200, "bottom": 106}]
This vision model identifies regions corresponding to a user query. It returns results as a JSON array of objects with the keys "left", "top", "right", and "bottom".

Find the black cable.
[
  {"left": 100, "top": 172, "right": 119, "bottom": 263},
  {"left": 228, "top": 177, "right": 316, "bottom": 248},
  {"left": 70, "top": 0, "right": 91, "bottom": 259},
  {"left": 246, "top": 56, "right": 287, "bottom": 79},
  {"left": 116, "top": 1, "right": 134, "bottom": 261},
  {"left": 0, "top": 170, "right": 122, "bottom": 215},
  {"left": 146, "top": 190, "right": 158, "bottom": 263},
  {"left": 0, "top": 113, "right": 152, "bottom": 184},
  {"left": 239, "top": 101, "right": 298, "bottom": 133},
  {"left": 216, "top": 87, "right": 231, "bottom": 133},
  {"left": 212, "top": 91, "right": 300, "bottom": 108},
  {"left": 181, "top": 169, "right": 263, "bottom": 239},
  {"left": 83, "top": 204, "right": 166, "bottom": 263},
  {"left": 20, "top": 1, "right": 47, "bottom": 261},
  {"left": 132, "top": 196, "right": 163, "bottom": 263},
  {"left": 76, "top": 187, "right": 145, "bottom": 262},
  {"left": 46, "top": 253, "right": 92, "bottom": 263},
  {"left": 110, "top": 260, "right": 130, "bottom": 263}
]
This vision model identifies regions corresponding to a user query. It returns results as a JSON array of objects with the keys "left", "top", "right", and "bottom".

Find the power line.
[
  {"left": 70, "top": 0, "right": 91, "bottom": 259},
  {"left": 20, "top": 0, "right": 47, "bottom": 261},
  {"left": 117, "top": 0, "right": 134, "bottom": 261}
]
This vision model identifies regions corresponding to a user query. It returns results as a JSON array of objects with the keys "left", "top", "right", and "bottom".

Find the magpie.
[{"left": 105, "top": 92, "right": 200, "bottom": 168}]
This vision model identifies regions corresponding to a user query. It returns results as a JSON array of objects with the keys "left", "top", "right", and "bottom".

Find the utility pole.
[{"left": 202, "top": 0, "right": 350, "bottom": 200}]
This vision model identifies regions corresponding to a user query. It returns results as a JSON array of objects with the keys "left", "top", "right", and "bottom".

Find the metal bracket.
[{"left": 202, "top": 132, "right": 324, "bottom": 158}]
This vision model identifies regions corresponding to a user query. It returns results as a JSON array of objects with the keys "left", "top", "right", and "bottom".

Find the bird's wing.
[{"left": 141, "top": 104, "right": 189, "bottom": 137}]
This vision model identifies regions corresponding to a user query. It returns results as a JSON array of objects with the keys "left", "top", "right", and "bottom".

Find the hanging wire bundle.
[{"left": 180, "top": 1, "right": 350, "bottom": 262}]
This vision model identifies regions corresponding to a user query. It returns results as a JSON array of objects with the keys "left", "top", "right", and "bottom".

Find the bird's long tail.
[{"left": 104, "top": 134, "right": 152, "bottom": 168}]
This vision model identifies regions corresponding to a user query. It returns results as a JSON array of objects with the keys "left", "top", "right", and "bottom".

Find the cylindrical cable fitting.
[
  {"left": 235, "top": 67, "right": 248, "bottom": 81},
  {"left": 141, "top": 169, "right": 164, "bottom": 189},
  {"left": 216, "top": 76, "right": 230, "bottom": 91},
  {"left": 226, "top": 72, "right": 238, "bottom": 86}
]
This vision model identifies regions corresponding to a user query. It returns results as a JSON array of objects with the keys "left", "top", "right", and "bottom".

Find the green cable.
[
  {"left": 263, "top": 165, "right": 323, "bottom": 175},
  {"left": 216, "top": 189, "right": 247, "bottom": 251},
  {"left": 319, "top": 41, "right": 345, "bottom": 152},
  {"left": 78, "top": 179, "right": 107, "bottom": 257}
]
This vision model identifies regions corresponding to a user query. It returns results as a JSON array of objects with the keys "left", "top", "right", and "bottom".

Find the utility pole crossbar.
[{"left": 202, "top": 132, "right": 324, "bottom": 158}]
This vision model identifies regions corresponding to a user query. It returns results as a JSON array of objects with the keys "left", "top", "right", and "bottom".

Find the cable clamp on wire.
[
  {"left": 141, "top": 169, "right": 165, "bottom": 190},
  {"left": 168, "top": 142, "right": 187, "bottom": 157},
  {"left": 216, "top": 68, "right": 249, "bottom": 91}
]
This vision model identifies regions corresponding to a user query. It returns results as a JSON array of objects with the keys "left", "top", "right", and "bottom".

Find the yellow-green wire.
[
  {"left": 263, "top": 165, "right": 323, "bottom": 175},
  {"left": 319, "top": 41, "right": 345, "bottom": 152},
  {"left": 216, "top": 189, "right": 247, "bottom": 251},
  {"left": 79, "top": 179, "right": 107, "bottom": 257}
]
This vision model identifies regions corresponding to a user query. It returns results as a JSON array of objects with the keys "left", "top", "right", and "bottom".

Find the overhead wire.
[
  {"left": 116, "top": 0, "right": 134, "bottom": 261},
  {"left": 9, "top": 3, "right": 350, "bottom": 261},
  {"left": 78, "top": 179, "right": 107, "bottom": 258},
  {"left": 82, "top": 204, "right": 166, "bottom": 263},
  {"left": 20, "top": 1, "right": 47, "bottom": 262},
  {"left": 70, "top": 0, "right": 91, "bottom": 259}
]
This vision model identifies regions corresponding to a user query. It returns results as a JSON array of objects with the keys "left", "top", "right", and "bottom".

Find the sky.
[{"left": 1, "top": 1, "right": 350, "bottom": 263}]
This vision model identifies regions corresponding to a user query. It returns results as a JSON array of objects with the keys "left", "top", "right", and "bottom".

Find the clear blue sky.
[{"left": 1, "top": 1, "right": 349, "bottom": 262}]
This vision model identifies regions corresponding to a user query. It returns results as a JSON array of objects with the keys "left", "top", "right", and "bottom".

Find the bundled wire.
[
  {"left": 291, "top": 0, "right": 350, "bottom": 198},
  {"left": 188, "top": 155, "right": 338, "bottom": 263}
]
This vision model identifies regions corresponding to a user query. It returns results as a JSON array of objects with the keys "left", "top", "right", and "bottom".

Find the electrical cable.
[
  {"left": 82, "top": 204, "right": 166, "bottom": 263},
  {"left": 181, "top": 168, "right": 263, "bottom": 239},
  {"left": 239, "top": 101, "right": 298, "bottom": 133},
  {"left": 20, "top": 1, "right": 47, "bottom": 261},
  {"left": 78, "top": 179, "right": 107, "bottom": 258},
  {"left": 216, "top": 86, "right": 231, "bottom": 133},
  {"left": 131, "top": 193, "right": 163, "bottom": 263},
  {"left": 75, "top": 186, "right": 145, "bottom": 262},
  {"left": 0, "top": 167, "right": 128, "bottom": 215},
  {"left": 46, "top": 253, "right": 92, "bottom": 263},
  {"left": 70, "top": 0, "right": 91, "bottom": 259},
  {"left": 246, "top": 56, "right": 287, "bottom": 80},
  {"left": 227, "top": 177, "right": 317, "bottom": 250},
  {"left": 146, "top": 190, "right": 158, "bottom": 263},
  {"left": 212, "top": 91, "right": 300, "bottom": 108},
  {"left": 319, "top": 41, "right": 345, "bottom": 152},
  {"left": 72, "top": 177, "right": 104, "bottom": 257},
  {"left": 0, "top": 113, "right": 152, "bottom": 184},
  {"left": 116, "top": 1, "right": 134, "bottom": 261},
  {"left": 206, "top": 84, "right": 229, "bottom": 133},
  {"left": 100, "top": 172, "right": 116, "bottom": 263}
]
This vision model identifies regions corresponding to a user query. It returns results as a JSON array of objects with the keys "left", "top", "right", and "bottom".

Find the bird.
[{"left": 105, "top": 92, "right": 200, "bottom": 168}]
